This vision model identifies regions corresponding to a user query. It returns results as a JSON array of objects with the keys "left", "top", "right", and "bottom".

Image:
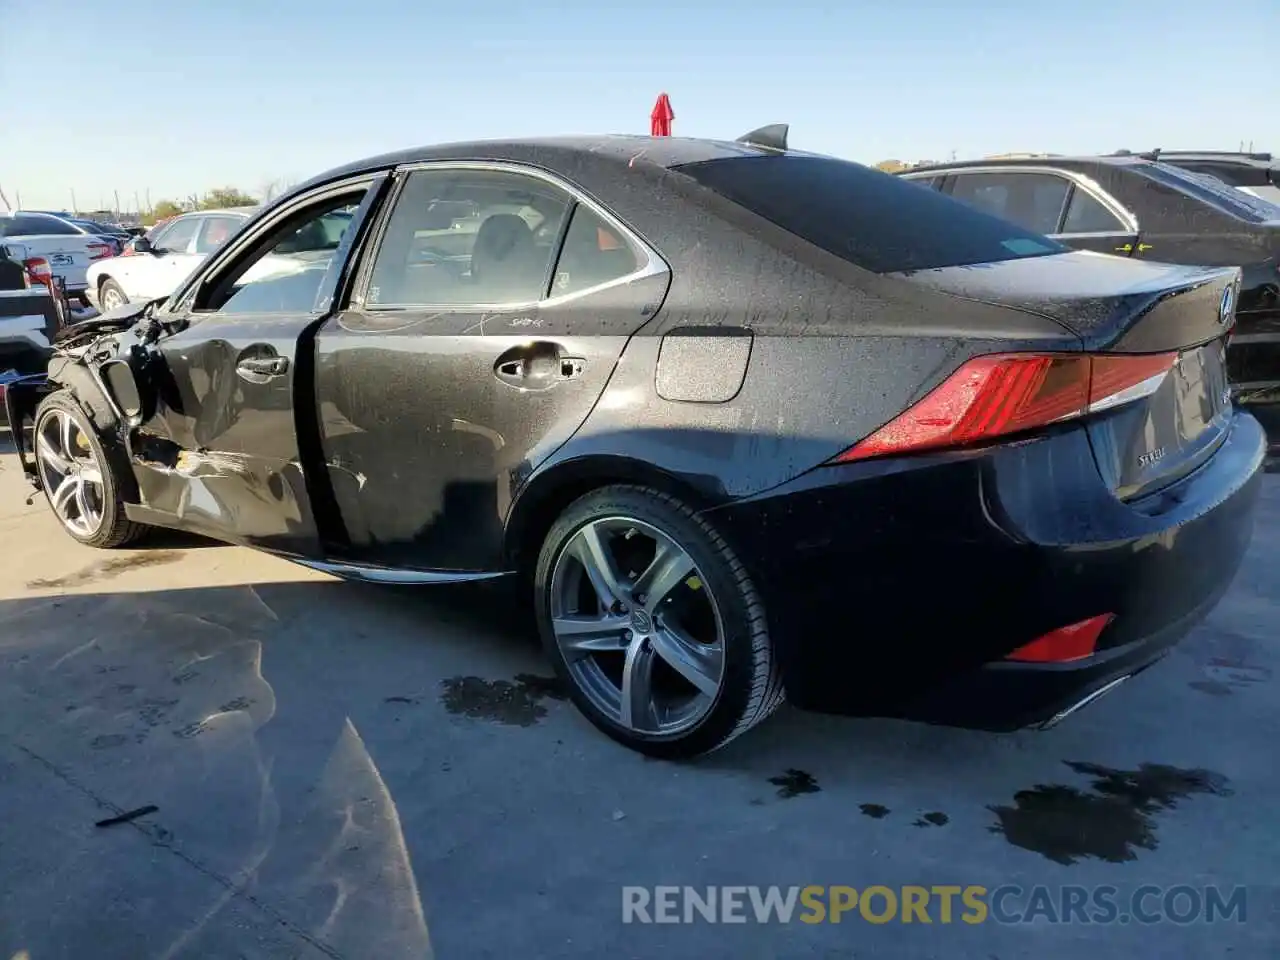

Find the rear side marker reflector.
[
  {"left": 832, "top": 351, "right": 1178, "bottom": 463},
  {"left": 1005, "top": 613, "right": 1115, "bottom": 663}
]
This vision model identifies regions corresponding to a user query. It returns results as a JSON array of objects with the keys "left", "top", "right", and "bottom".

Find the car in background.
[
  {"left": 0, "top": 211, "right": 116, "bottom": 306},
  {"left": 4, "top": 132, "right": 1264, "bottom": 757},
  {"left": 1114, "top": 151, "right": 1280, "bottom": 208},
  {"left": 25, "top": 210, "right": 131, "bottom": 255},
  {"left": 85, "top": 207, "right": 257, "bottom": 310},
  {"left": 898, "top": 155, "right": 1280, "bottom": 425},
  {"left": 0, "top": 243, "right": 58, "bottom": 424}
]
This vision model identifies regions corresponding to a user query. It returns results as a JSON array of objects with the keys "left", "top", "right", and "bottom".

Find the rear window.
[
  {"left": 0, "top": 214, "right": 82, "bottom": 237},
  {"left": 674, "top": 155, "right": 1065, "bottom": 273},
  {"left": 1138, "top": 163, "right": 1280, "bottom": 223}
]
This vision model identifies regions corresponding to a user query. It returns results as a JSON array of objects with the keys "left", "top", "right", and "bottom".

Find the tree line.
[{"left": 142, "top": 178, "right": 299, "bottom": 225}]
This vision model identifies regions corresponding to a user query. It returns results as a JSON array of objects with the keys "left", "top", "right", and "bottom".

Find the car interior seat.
[{"left": 470, "top": 214, "right": 541, "bottom": 301}]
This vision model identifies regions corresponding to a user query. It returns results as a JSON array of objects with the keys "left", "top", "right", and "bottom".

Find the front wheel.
[
  {"left": 98, "top": 278, "right": 128, "bottom": 311},
  {"left": 534, "top": 485, "right": 783, "bottom": 759},
  {"left": 33, "top": 391, "right": 147, "bottom": 548}
]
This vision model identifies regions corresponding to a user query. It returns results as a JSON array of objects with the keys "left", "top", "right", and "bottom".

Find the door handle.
[
  {"left": 493, "top": 342, "right": 584, "bottom": 389},
  {"left": 236, "top": 356, "right": 289, "bottom": 377}
]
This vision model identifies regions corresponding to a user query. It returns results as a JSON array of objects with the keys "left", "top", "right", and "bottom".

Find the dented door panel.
[{"left": 130, "top": 314, "right": 323, "bottom": 555}]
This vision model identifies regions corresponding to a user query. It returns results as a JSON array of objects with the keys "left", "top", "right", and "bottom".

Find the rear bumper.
[{"left": 705, "top": 411, "right": 1266, "bottom": 727}]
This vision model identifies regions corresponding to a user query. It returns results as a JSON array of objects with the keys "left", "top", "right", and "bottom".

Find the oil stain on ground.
[
  {"left": 913, "top": 812, "right": 949, "bottom": 827},
  {"left": 859, "top": 803, "right": 890, "bottom": 819},
  {"left": 27, "top": 551, "right": 184, "bottom": 590},
  {"left": 440, "top": 673, "right": 567, "bottom": 726},
  {"left": 768, "top": 769, "right": 821, "bottom": 799},
  {"left": 990, "top": 761, "right": 1232, "bottom": 865}
]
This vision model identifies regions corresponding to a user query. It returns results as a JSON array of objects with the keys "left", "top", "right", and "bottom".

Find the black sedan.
[
  {"left": 4, "top": 129, "right": 1266, "bottom": 757},
  {"left": 898, "top": 155, "right": 1280, "bottom": 424}
]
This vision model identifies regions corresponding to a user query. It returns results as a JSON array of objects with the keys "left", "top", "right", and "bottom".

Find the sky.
[{"left": 1, "top": 0, "right": 1276, "bottom": 213}]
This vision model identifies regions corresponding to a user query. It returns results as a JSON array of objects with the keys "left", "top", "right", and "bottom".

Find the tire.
[
  {"left": 32, "top": 391, "right": 147, "bottom": 549},
  {"left": 534, "top": 484, "right": 783, "bottom": 759},
  {"left": 98, "top": 278, "right": 128, "bottom": 311}
]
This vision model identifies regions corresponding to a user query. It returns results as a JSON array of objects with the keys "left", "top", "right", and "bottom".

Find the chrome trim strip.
[
  {"left": 1087, "top": 370, "right": 1170, "bottom": 414},
  {"left": 1038, "top": 675, "right": 1130, "bottom": 731},
  {"left": 355, "top": 159, "right": 670, "bottom": 313},
  {"left": 901, "top": 165, "right": 1140, "bottom": 233},
  {"left": 292, "top": 557, "right": 512, "bottom": 584}
]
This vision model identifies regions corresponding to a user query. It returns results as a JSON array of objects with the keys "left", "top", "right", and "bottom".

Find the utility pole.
[
  {"left": 145, "top": 188, "right": 151, "bottom": 213},
  {"left": 0, "top": 183, "right": 10, "bottom": 210},
  {"left": 133, "top": 191, "right": 141, "bottom": 216},
  {"left": 113, "top": 190, "right": 121, "bottom": 218},
  {"left": 70, "top": 189, "right": 78, "bottom": 214}
]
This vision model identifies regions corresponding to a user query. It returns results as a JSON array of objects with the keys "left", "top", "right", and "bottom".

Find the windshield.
[
  {"left": 1140, "top": 162, "right": 1280, "bottom": 222},
  {"left": 675, "top": 154, "right": 1066, "bottom": 273}
]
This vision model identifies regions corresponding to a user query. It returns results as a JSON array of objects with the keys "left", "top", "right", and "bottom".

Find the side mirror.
[{"left": 132, "top": 237, "right": 154, "bottom": 254}]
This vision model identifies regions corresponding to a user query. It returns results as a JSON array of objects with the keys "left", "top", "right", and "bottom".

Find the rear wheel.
[
  {"left": 33, "top": 391, "right": 146, "bottom": 548},
  {"left": 99, "top": 278, "right": 128, "bottom": 311},
  {"left": 534, "top": 485, "right": 783, "bottom": 758}
]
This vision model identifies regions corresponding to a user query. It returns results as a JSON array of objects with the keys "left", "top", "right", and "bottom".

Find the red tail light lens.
[
  {"left": 87, "top": 242, "right": 112, "bottom": 260},
  {"left": 23, "top": 257, "right": 51, "bottom": 289},
  {"left": 1005, "top": 613, "right": 1115, "bottom": 663},
  {"left": 831, "top": 351, "right": 1178, "bottom": 463}
]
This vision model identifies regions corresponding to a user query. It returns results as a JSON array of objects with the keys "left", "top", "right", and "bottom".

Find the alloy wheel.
[
  {"left": 549, "top": 517, "right": 725, "bottom": 737},
  {"left": 35, "top": 408, "right": 106, "bottom": 538},
  {"left": 101, "top": 286, "right": 125, "bottom": 310}
]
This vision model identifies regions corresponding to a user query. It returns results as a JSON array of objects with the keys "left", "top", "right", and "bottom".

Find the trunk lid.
[{"left": 898, "top": 250, "right": 1241, "bottom": 499}]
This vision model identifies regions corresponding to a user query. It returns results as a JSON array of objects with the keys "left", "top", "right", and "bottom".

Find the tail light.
[
  {"left": 87, "top": 242, "right": 112, "bottom": 260},
  {"left": 832, "top": 351, "right": 1178, "bottom": 463},
  {"left": 23, "top": 257, "right": 51, "bottom": 289},
  {"left": 1005, "top": 614, "right": 1115, "bottom": 663}
]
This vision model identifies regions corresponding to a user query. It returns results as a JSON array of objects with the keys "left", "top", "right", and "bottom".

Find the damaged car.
[{"left": 5, "top": 129, "right": 1266, "bottom": 757}]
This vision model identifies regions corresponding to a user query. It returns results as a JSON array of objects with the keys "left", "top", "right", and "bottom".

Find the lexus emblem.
[{"left": 1219, "top": 285, "right": 1235, "bottom": 325}]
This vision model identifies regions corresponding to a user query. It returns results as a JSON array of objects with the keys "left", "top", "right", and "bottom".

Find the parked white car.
[
  {"left": 85, "top": 207, "right": 256, "bottom": 311},
  {"left": 0, "top": 211, "right": 117, "bottom": 304},
  {"left": 85, "top": 205, "right": 355, "bottom": 311}
]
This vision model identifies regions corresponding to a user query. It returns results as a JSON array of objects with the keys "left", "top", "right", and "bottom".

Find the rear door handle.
[
  {"left": 493, "top": 342, "right": 584, "bottom": 389},
  {"left": 237, "top": 356, "right": 289, "bottom": 377}
]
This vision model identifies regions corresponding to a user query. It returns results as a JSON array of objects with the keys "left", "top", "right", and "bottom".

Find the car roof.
[{"left": 287, "top": 134, "right": 788, "bottom": 195}]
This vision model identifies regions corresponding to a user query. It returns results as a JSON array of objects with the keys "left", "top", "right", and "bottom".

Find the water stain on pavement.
[
  {"left": 1189, "top": 657, "right": 1273, "bottom": 696},
  {"left": 26, "top": 551, "right": 184, "bottom": 590},
  {"left": 768, "top": 769, "right": 821, "bottom": 798},
  {"left": 440, "top": 673, "right": 567, "bottom": 726},
  {"left": 913, "top": 811, "right": 949, "bottom": 827},
  {"left": 989, "top": 761, "right": 1232, "bottom": 865},
  {"left": 859, "top": 803, "right": 890, "bottom": 819}
]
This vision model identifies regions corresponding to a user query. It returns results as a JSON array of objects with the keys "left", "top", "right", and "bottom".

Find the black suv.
[{"left": 899, "top": 155, "right": 1280, "bottom": 431}]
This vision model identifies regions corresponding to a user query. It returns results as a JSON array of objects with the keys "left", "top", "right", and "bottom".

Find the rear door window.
[
  {"left": 158, "top": 217, "right": 200, "bottom": 253},
  {"left": 195, "top": 216, "right": 243, "bottom": 254},
  {"left": 675, "top": 155, "right": 1064, "bottom": 273},
  {"left": 1060, "top": 189, "right": 1127, "bottom": 233},
  {"left": 365, "top": 167, "right": 571, "bottom": 307},
  {"left": 949, "top": 172, "right": 1070, "bottom": 234}
]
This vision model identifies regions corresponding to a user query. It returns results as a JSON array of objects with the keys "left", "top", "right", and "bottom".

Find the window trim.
[
  {"left": 351, "top": 160, "right": 669, "bottom": 313},
  {"left": 901, "top": 165, "right": 1139, "bottom": 238},
  {"left": 166, "top": 175, "right": 382, "bottom": 315}
]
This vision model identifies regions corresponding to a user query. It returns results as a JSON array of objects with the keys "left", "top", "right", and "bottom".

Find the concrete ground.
[{"left": 0, "top": 441, "right": 1277, "bottom": 960}]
